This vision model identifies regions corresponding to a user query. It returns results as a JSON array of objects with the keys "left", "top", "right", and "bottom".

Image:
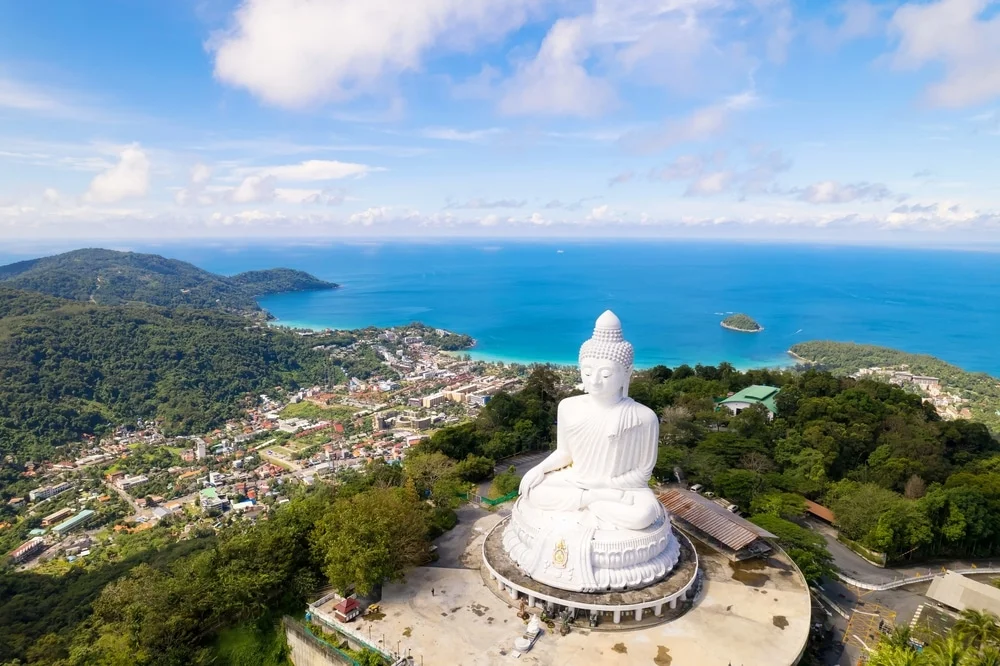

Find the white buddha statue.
[{"left": 502, "top": 311, "right": 680, "bottom": 593}]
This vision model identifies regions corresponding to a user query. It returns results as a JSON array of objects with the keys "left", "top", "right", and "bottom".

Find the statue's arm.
[
  {"left": 535, "top": 402, "right": 572, "bottom": 473},
  {"left": 607, "top": 415, "right": 658, "bottom": 489}
]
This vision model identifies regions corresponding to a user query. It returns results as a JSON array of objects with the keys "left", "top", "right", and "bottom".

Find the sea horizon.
[{"left": 0, "top": 239, "right": 997, "bottom": 376}]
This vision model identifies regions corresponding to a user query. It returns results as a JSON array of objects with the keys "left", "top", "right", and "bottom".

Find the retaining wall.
[{"left": 284, "top": 617, "right": 358, "bottom": 666}]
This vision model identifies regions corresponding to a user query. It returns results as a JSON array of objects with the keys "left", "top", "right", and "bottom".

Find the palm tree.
[
  {"left": 955, "top": 609, "right": 1000, "bottom": 652},
  {"left": 885, "top": 626, "right": 916, "bottom": 650},
  {"left": 866, "top": 643, "right": 920, "bottom": 666},
  {"left": 923, "top": 635, "right": 970, "bottom": 666},
  {"left": 963, "top": 646, "right": 1000, "bottom": 666}
]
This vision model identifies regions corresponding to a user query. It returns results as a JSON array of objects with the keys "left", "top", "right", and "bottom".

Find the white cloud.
[
  {"left": 445, "top": 198, "right": 526, "bottom": 209},
  {"left": 175, "top": 163, "right": 214, "bottom": 206},
  {"left": 450, "top": 65, "right": 502, "bottom": 100},
  {"left": 809, "top": 1, "right": 882, "bottom": 48},
  {"left": 645, "top": 147, "right": 789, "bottom": 197},
  {"left": 620, "top": 91, "right": 758, "bottom": 153},
  {"left": 258, "top": 159, "right": 378, "bottom": 181},
  {"left": 500, "top": 18, "right": 617, "bottom": 117},
  {"left": 889, "top": 0, "right": 1000, "bottom": 108},
  {"left": 349, "top": 206, "right": 391, "bottom": 226},
  {"left": 0, "top": 77, "right": 64, "bottom": 113},
  {"left": 276, "top": 188, "right": 346, "bottom": 205},
  {"left": 84, "top": 144, "right": 151, "bottom": 203},
  {"left": 757, "top": 0, "right": 794, "bottom": 63},
  {"left": 230, "top": 175, "right": 276, "bottom": 204},
  {"left": 420, "top": 127, "right": 504, "bottom": 142},
  {"left": 686, "top": 171, "right": 734, "bottom": 196},
  {"left": 498, "top": 0, "right": 787, "bottom": 117},
  {"left": 42, "top": 188, "right": 61, "bottom": 204},
  {"left": 587, "top": 204, "right": 610, "bottom": 221},
  {"left": 794, "top": 180, "right": 899, "bottom": 204},
  {"left": 651, "top": 154, "right": 720, "bottom": 181},
  {"left": 211, "top": 0, "right": 540, "bottom": 108},
  {"left": 608, "top": 171, "right": 634, "bottom": 186}
]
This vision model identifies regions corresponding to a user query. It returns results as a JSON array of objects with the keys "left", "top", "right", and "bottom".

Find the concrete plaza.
[{"left": 318, "top": 512, "right": 811, "bottom": 666}]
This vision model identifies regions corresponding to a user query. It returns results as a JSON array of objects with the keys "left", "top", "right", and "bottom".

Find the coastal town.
[
  {"left": 2, "top": 324, "right": 531, "bottom": 572},
  {"left": 850, "top": 365, "right": 973, "bottom": 420}
]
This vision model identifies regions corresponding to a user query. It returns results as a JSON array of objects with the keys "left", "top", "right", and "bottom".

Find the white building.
[
  {"left": 117, "top": 475, "right": 149, "bottom": 491},
  {"left": 422, "top": 393, "right": 447, "bottom": 409},
  {"left": 28, "top": 481, "right": 72, "bottom": 502},
  {"left": 928, "top": 572, "right": 1000, "bottom": 615}
]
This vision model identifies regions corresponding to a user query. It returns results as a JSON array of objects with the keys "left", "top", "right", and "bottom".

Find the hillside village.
[{"left": 2, "top": 324, "right": 535, "bottom": 571}]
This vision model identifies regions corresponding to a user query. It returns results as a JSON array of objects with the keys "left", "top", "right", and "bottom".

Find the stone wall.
[{"left": 284, "top": 617, "right": 357, "bottom": 666}]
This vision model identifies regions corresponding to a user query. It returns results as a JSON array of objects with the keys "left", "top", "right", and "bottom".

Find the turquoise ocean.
[{"left": 1, "top": 241, "right": 998, "bottom": 374}]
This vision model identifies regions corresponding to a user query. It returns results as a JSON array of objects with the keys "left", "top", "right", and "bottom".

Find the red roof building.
[{"left": 334, "top": 597, "right": 361, "bottom": 622}]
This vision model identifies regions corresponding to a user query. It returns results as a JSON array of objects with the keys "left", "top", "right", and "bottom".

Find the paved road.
[
  {"left": 809, "top": 520, "right": 898, "bottom": 585},
  {"left": 811, "top": 519, "right": 1000, "bottom": 586},
  {"left": 427, "top": 503, "right": 490, "bottom": 569}
]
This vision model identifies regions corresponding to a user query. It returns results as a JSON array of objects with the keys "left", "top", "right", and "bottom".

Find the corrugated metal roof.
[
  {"left": 804, "top": 499, "right": 835, "bottom": 524},
  {"left": 718, "top": 385, "right": 781, "bottom": 414},
  {"left": 658, "top": 489, "right": 775, "bottom": 551}
]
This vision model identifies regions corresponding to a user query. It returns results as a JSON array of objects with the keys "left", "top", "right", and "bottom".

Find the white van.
[{"left": 689, "top": 484, "right": 704, "bottom": 493}]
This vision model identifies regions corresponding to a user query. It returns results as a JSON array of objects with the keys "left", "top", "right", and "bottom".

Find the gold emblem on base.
[{"left": 552, "top": 538, "right": 568, "bottom": 569}]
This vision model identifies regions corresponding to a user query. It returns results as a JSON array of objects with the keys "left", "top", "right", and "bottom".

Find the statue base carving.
[
  {"left": 502, "top": 497, "right": 681, "bottom": 592},
  {"left": 483, "top": 517, "right": 700, "bottom": 629}
]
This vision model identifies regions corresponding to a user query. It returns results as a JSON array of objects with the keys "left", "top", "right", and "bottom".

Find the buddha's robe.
[{"left": 523, "top": 395, "right": 662, "bottom": 531}]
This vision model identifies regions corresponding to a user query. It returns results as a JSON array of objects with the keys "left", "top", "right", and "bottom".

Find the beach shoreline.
[
  {"left": 720, "top": 321, "right": 764, "bottom": 333},
  {"left": 266, "top": 318, "right": 796, "bottom": 372}
]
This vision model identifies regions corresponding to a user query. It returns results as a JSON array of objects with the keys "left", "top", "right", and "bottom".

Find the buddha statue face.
[{"left": 580, "top": 356, "right": 629, "bottom": 405}]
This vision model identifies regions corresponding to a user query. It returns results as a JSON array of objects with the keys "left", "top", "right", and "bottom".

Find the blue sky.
[{"left": 1, "top": 0, "right": 999, "bottom": 244}]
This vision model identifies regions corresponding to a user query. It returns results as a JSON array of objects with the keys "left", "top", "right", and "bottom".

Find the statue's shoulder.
[
  {"left": 623, "top": 397, "right": 658, "bottom": 425},
  {"left": 558, "top": 394, "right": 589, "bottom": 415}
]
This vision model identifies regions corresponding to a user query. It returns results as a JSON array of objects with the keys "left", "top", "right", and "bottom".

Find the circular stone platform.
[{"left": 481, "top": 517, "right": 699, "bottom": 628}]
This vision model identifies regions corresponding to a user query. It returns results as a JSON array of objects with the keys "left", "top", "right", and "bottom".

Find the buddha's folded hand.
[{"left": 520, "top": 466, "right": 545, "bottom": 495}]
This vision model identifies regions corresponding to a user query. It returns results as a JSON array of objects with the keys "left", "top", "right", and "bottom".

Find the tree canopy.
[{"left": 0, "top": 248, "right": 336, "bottom": 313}]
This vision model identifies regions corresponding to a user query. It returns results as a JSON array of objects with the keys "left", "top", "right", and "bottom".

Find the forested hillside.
[
  {"left": 0, "top": 248, "right": 336, "bottom": 312},
  {"left": 424, "top": 362, "right": 1000, "bottom": 565},
  {"left": 0, "top": 287, "right": 327, "bottom": 459},
  {"left": 632, "top": 363, "right": 1000, "bottom": 563},
  {"left": 792, "top": 340, "right": 1000, "bottom": 430},
  {"left": 0, "top": 469, "right": 439, "bottom": 666}
]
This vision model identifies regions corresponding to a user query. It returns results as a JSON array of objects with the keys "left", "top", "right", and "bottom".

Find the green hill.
[
  {"left": 721, "top": 313, "right": 762, "bottom": 332},
  {"left": 0, "top": 248, "right": 336, "bottom": 313},
  {"left": 0, "top": 287, "right": 327, "bottom": 458},
  {"left": 790, "top": 340, "right": 1000, "bottom": 430}
]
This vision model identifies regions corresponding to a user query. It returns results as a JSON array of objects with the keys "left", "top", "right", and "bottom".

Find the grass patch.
[
  {"left": 279, "top": 401, "right": 355, "bottom": 422},
  {"left": 261, "top": 453, "right": 296, "bottom": 471}
]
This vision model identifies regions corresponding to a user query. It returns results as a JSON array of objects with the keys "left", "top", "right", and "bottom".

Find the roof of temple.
[{"left": 658, "top": 488, "right": 776, "bottom": 552}]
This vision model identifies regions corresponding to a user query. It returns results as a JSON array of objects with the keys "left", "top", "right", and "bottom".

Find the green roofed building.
[
  {"left": 52, "top": 509, "right": 95, "bottom": 536},
  {"left": 718, "top": 385, "right": 781, "bottom": 420}
]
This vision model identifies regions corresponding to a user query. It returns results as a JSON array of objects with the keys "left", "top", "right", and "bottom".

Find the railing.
[
  {"left": 458, "top": 490, "right": 519, "bottom": 507},
  {"left": 837, "top": 566, "right": 1000, "bottom": 591},
  {"left": 308, "top": 604, "right": 395, "bottom": 661},
  {"left": 479, "top": 490, "right": 518, "bottom": 506}
]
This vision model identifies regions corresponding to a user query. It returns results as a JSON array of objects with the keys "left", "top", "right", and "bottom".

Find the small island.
[{"left": 721, "top": 313, "right": 763, "bottom": 333}]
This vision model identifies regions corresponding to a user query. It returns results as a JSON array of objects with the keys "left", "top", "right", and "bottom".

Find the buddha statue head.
[{"left": 579, "top": 310, "right": 633, "bottom": 405}]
